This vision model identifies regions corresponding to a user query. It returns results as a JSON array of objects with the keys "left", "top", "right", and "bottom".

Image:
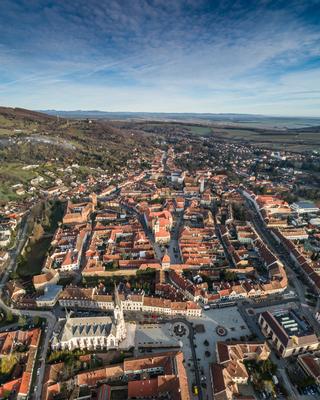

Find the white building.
[
  {"left": 36, "top": 284, "right": 63, "bottom": 308},
  {"left": 52, "top": 289, "right": 127, "bottom": 351},
  {"left": 291, "top": 201, "right": 319, "bottom": 215},
  {"left": 58, "top": 287, "right": 202, "bottom": 317},
  {"left": 258, "top": 310, "right": 319, "bottom": 358}
]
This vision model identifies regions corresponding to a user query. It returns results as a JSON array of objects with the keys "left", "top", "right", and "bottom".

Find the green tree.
[
  {"left": 18, "top": 315, "right": 27, "bottom": 327},
  {"left": 6, "top": 311, "right": 14, "bottom": 323},
  {"left": 261, "top": 359, "right": 277, "bottom": 375}
]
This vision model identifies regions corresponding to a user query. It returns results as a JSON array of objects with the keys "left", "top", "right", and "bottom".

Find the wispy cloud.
[{"left": 0, "top": 0, "right": 319, "bottom": 115}]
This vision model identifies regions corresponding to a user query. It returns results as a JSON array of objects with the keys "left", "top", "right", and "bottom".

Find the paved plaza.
[
  {"left": 188, "top": 306, "right": 251, "bottom": 400},
  {"left": 134, "top": 323, "right": 182, "bottom": 350}
]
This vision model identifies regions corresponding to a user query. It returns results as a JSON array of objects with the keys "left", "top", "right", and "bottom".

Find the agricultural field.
[
  {"left": 210, "top": 127, "right": 320, "bottom": 152},
  {"left": 185, "top": 125, "right": 212, "bottom": 135}
]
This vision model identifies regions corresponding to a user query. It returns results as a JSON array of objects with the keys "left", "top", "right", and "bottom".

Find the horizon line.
[{"left": 35, "top": 109, "right": 320, "bottom": 119}]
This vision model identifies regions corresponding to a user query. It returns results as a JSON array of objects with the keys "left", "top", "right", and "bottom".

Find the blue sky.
[{"left": 0, "top": 0, "right": 320, "bottom": 115}]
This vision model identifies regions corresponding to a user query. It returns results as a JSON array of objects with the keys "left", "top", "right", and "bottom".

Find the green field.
[
  {"left": 211, "top": 127, "right": 320, "bottom": 152},
  {"left": 0, "top": 163, "right": 38, "bottom": 202},
  {"left": 185, "top": 125, "right": 212, "bottom": 135}
]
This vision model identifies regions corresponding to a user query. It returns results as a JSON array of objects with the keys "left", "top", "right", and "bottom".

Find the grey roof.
[
  {"left": 37, "top": 284, "right": 63, "bottom": 301},
  {"left": 294, "top": 201, "right": 318, "bottom": 209},
  {"left": 60, "top": 316, "right": 113, "bottom": 341}
]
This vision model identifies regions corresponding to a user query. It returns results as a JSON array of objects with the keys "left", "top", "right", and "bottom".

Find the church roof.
[{"left": 58, "top": 316, "right": 113, "bottom": 342}]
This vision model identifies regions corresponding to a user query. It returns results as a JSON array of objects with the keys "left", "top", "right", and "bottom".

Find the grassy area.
[
  {"left": 0, "top": 310, "right": 18, "bottom": 327},
  {"left": 0, "top": 163, "right": 38, "bottom": 202},
  {"left": 47, "top": 349, "right": 87, "bottom": 364},
  {"left": 43, "top": 200, "right": 66, "bottom": 233},
  {"left": 0, "top": 186, "right": 21, "bottom": 202},
  {"left": 0, "top": 113, "right": 40, "bottom": 133},
  {"left": 0, "top": 163, "right": 38, "bottom": 183},
  {"left": 0, "top": 115, "right": 15, "bottom": 128},
  {"left": 0, "top": 354, "right": 18, "bottom": 376},
  {"left": 0, "top": 128, "right": 12, "bottom": 136},
  {"left": 187, "top": 125, "right": 212, "bottom": 135}
]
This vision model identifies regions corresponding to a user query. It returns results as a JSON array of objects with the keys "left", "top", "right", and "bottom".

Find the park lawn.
[{"left": 16, "top": 200, "right": 65, "bottom": 277}]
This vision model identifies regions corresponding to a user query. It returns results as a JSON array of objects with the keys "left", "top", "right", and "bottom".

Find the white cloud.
[{"left": 0, "top": 0, "right": 319, "bottom": 115}]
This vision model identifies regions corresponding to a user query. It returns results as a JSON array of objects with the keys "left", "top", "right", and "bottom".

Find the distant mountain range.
[{"left": 40, "top": 110, "right": 320, "bottom": 129}]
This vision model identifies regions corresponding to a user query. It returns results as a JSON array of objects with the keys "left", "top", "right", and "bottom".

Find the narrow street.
[
  {"left": 244, "top": 197, "right": 306, "bottom": 300},
  {"left": 139, "top": 213, "right": 163, "bottom": 259},
  {"left": 132, "top": 195, "right": 204, "bottom": 398},
  {"left": 167, "top": 210, "right": 184, "bottom": 264}
]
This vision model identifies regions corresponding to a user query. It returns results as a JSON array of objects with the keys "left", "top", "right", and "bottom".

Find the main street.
[
  {"left": 167, "top": 209, "right": 184, "bottom": 264},
  {"left": 129, "top": 193, "right": 203, "bottom": 399}
]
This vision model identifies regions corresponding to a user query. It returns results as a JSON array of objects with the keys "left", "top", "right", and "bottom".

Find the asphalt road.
[
  {"left": 167, "top": 210, "right": 184, "bottom": 264},
  {"left": 0, "top": 211, "right": 30, "bottom": 286}
]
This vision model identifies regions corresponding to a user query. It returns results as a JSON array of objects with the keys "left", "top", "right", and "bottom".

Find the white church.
[{"left": 51, "top": 287, "right": 128, "bottom": 351}]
